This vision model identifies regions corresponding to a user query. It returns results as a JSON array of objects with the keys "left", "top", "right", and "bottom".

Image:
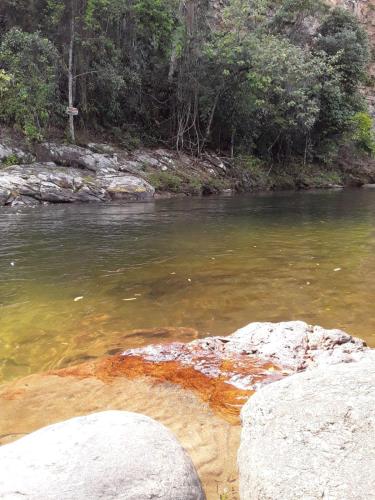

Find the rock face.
[
  {"left": 0, "top": 143, "right": 33, "bottom": 164},
  {"left": 238, "top": 352, "right": 375, "bottom": 500},
  {"left": 0, "top": 160, "right": 155, "bottom": 206},
  {"left": 0, "top": 141, "right": 232, "bottom": 206},
  {"left": 0, "top": 410, "right": 206, "bottom": 500}
]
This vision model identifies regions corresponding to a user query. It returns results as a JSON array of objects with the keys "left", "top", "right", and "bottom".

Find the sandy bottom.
[{"left": 0, "top": 372, "right": 240, "bottom": 499}]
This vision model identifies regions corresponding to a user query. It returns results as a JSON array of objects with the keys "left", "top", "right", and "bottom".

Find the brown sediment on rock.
[
  {"left": 51, "top": 320, "right": 369, "bottom": 422},
  {"left": 52, "top": 330, "right": 288, "bottom": 423},
  {"left": 52, "top": 353, "right": 283, "bottom": 423}
]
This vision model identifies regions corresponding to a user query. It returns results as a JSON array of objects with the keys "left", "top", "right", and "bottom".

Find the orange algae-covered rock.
[
  {"left": 53, "top": 321, "right": 369, "bottom": 422},
  {"left": 98, "top": 354, "right": 283, "bottom": 422},
  {"left": 56, "top": 340, "right": 285, "bottom": 423}
]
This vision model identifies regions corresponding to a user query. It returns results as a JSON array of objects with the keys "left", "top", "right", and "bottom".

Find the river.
[{"left": 1, "top": 189, "right": 375, "bottom": 382}]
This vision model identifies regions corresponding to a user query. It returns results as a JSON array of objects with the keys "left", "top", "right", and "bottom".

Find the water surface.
[{"left": 1, "top": 190, "right": 375, "bottom": 382}]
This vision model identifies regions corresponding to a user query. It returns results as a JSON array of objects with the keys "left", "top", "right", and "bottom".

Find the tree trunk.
[
  {"left": 68, "top": 1, "right": 75, "bottom": 143},
  {"left": 230, "top": 127, "right": 235, "bottom": 159}
]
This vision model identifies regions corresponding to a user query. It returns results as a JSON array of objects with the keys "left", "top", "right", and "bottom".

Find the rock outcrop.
[
  {"left": 0, "top": 143, "right": 156, "bottom": 206},
  {"left": 223, "top": 320, "right": 368, "bottom": 371},
  {"left": 57, "top": 321, "right": 369, "bottom": 421},
  {"left": 121, "top": 320, "right": 368, "bottom": 384},
  {"left": 0, "top": 143, "right": 33, "bottom": 164},
  {"left": 0, "top": 141, "right": 233, "bottom": 206},
  {"left": 238, "top": 352, "right": 375, "bottom": 500},
  {"left": 0, "top": 410, "right": 205, "bottom": 500}
]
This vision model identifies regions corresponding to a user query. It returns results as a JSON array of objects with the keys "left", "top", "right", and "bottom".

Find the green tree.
[
  {"left": 313, "top": 8, "right": 371, "bottom": 159},
  {"left": 0, "top": 28, "right": 59, "bottom": 140},
  {"left": 317, "top": 8, "right": 369, "bottom": 92}
]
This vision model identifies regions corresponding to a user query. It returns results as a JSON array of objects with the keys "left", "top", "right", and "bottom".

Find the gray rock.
[
  {"left": 86, "top": 143, "right": 119, "bottom": 155},
  {"left": 238, "top": 352, "right": 375, "bottom": 500},
  {"left": 100, "top": 174, "right": 155, "bottom": 200},
  {"left": 0, "top": 162, "right": 154, "bottom": 206},
  {"left": 9, "top": 195, "right": 40, "bottom": 207},
  {"left": 226, "top": 321, "right": 367, "bottom": 371},
  {"left": 0, "top": 144, "right": 32, "bottom": 164},
  {"left": 0, "top": 410, "right": 205, "bottom": 500},
  {"left": 0, "top": 188, "right": 11, "bottom": 205},
  {"left": 39, "top": 143, "right": 120, "bottom": 173},
  {"left": 136, "top": 152, "right": 162, "bottom": 167},
  {"left": 122, "top": 321, "right": 369, "bottom": 393}
]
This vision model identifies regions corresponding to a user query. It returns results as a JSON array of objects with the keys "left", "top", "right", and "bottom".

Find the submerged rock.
[
  {"left": 56, "top": 321, "right": 369, "bottom": 422},
  {"left": 238, "top": 352, "right": 375, "bottom": 500},
  {"left": 120, "top": 320, "right": 368, "bottom": 387},
  {"left": 0, "top": 373, "right": 239, "bottom": 499},
  {"left": 0, "top": 410, "right": 205, "bottom": 500},
  {"left": 0, "top": 322, "right": 372, "bottom": 498},
  {"left": 123, "top": 321, "right": 368, "bottom": 374}
]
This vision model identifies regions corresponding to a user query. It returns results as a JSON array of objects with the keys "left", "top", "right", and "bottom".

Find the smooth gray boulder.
[
  {"left": 0, "top": 410, "right": 205, "bottom": 500},
  {"left": 239, "top": 352, "right": 375, "bottom": 500}
]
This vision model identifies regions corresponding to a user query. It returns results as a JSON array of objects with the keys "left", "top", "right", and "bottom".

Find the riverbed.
[{"left": 1, "top": 189, "right": 375, "bottom": 382}]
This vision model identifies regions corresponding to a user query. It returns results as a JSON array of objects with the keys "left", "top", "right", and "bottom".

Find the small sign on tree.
[{"left": 66, "top": 106, "right": 79, "bottom": 116}]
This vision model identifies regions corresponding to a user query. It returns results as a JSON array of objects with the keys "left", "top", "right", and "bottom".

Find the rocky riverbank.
[
  {"left": 0, "top": 321, "right": 374, "bottom": 499},
  {"left": 1, "top": 132, "right": 375, "bottom": 207}
]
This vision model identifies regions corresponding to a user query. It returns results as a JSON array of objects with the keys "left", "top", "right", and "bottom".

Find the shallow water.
[{"left": 1, "top": 189, "right": 375, "bottom": 382}]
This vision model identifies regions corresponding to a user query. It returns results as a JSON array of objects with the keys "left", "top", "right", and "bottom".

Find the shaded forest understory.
[{"left": 1, "top": 0, "right": 375, "bottom": 193}]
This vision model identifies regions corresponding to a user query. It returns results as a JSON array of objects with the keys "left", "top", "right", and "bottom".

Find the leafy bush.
[
  {"left": 350, "top": 112, "right": 375, "bottom": 156},
  {"left": 1, "top": 153, "right": 22, "bottom": 166},
  {"left": 148, "top": 171, "right": 183, "bottom": 192}
]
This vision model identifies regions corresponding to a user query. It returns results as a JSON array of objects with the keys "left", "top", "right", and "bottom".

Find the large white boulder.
[
  {"left": 0, "top": 410, "right": 205, "bottom": 500},
  {"left": 238, "top": 352, "right": 375, "bottom": 500}
]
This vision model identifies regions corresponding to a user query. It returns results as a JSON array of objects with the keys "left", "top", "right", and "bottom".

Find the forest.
[{"left": 0, "top": 0, "right": 373, "bottom": 165}]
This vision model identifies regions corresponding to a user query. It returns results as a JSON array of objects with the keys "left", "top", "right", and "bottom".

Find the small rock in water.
[{"left": 74, "top": 296, "right": 84, "bottom": 302}]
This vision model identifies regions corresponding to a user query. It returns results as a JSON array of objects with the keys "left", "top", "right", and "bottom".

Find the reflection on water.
[{"left": 1, "top": 190, "right": 375, "bottom": 382}]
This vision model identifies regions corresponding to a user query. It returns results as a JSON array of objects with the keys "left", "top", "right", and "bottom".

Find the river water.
[{"left": 1, "top": 189, "right": 375, "bottom": 382}]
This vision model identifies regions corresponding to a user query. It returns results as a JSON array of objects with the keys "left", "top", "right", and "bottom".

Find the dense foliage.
[{"left": 0, "top": 0, "right": 373, "bottom": 162}]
